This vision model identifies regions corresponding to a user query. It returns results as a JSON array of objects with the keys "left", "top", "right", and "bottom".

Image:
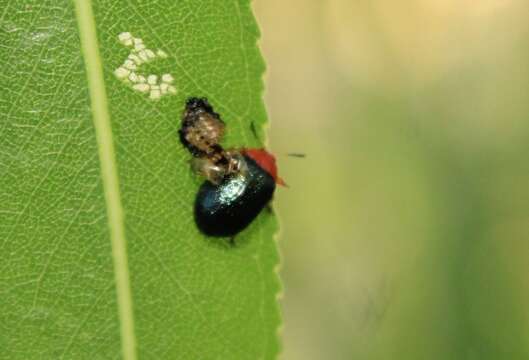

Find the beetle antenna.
[{"left": 287, "top": 153, "right": 306, "bottom": 158}]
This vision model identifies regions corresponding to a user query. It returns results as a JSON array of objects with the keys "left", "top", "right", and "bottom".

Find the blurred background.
[{"left": 254, "top": 1, "right": 529, "bottom": 359}]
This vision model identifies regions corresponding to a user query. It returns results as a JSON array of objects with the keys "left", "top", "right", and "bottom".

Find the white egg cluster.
[{"left": 114, "top": 32, "right": 177, "bottom": 100}]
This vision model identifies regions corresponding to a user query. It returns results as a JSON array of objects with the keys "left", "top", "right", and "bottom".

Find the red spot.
[{"left": 242, "top": 148, "right": 287, "bottom": 187}]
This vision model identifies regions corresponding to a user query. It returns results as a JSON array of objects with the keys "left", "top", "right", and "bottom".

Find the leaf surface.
[{"left": 0, "top": 1, "right": 280, "bottom": 358}]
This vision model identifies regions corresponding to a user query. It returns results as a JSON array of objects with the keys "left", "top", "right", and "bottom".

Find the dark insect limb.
[
  {"left": 250, "top": 121, "right": 260, "bottom": 142},
  {"left": 287, "top": 153, "right": 306, "bottom": 158}
]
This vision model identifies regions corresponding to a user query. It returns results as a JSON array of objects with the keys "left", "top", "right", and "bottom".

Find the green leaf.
[{"left": 0, "top": 1, "right": 280, "bottom": 358}]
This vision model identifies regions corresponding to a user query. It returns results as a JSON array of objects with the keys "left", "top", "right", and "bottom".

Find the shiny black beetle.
[
  {"left": 194, "top": 154, "right": 276, "bottom": 237},
  {"left": 179, "top": 98, "right": 284, "bottom": 238}
]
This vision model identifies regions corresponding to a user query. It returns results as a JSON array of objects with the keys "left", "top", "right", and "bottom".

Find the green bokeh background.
[{"left": 255, "top": 1, "right": 529, "bottom": 359}]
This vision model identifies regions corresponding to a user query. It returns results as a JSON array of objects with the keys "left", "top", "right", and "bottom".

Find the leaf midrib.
[{"left": 73, "top": 1, "right": 137, "bottom": 359}]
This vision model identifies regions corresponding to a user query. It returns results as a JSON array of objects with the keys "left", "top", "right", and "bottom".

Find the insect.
[{"left": 180, "top": 97, "right": 284, "bottom": 238}]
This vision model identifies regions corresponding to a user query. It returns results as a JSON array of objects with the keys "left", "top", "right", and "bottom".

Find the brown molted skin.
[{"left": 179, "top": 97, "right": 226, "bottom": 160}]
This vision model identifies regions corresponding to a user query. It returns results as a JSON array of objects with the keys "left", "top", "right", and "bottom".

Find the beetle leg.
[{"left": 250, "top": 121, "right": 259, "bottom": 142}]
